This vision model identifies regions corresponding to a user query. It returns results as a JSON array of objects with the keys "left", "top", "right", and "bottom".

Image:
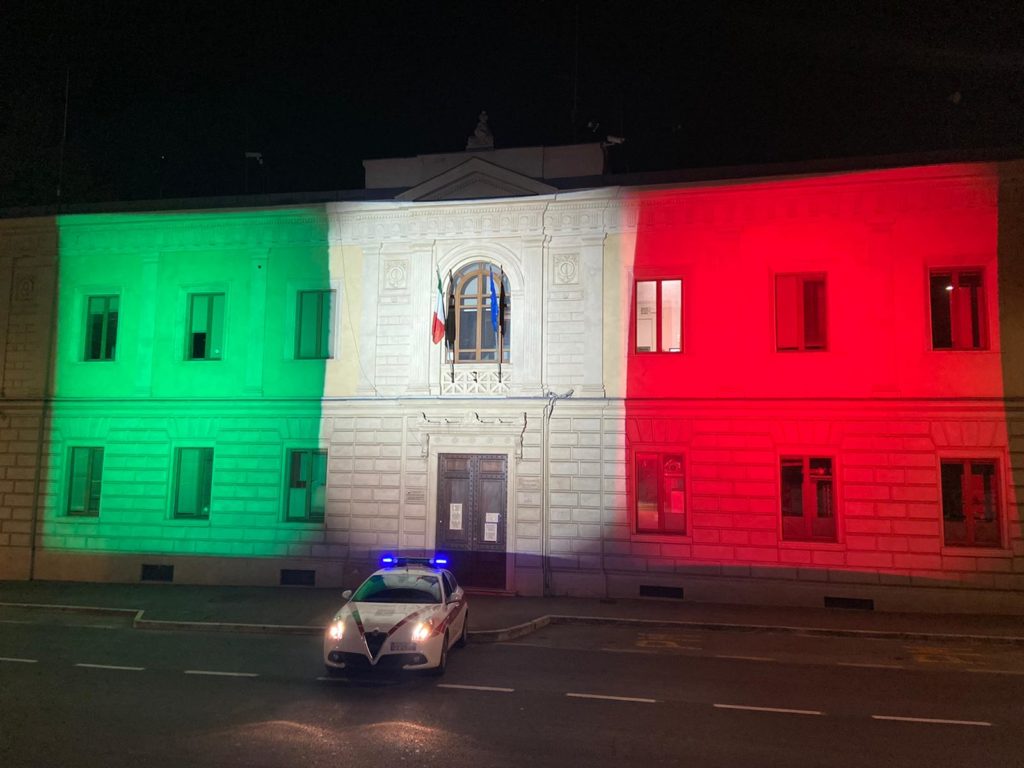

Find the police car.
[{"left": 323, "top": 555, "right": 469, "bottom": 676}]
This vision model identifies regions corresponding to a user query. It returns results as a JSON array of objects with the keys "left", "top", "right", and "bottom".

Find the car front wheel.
[
  {"left": 430, "top": 632, "right": 449, "bottom": 676},
  {"left": 455, "top": 611, "right": 468, "bottom": 648}
]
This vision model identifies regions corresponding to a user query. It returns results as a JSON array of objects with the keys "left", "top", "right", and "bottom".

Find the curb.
[
  {"left": 3, "top": 601, "right": 1024, "bottom": 645},
  {"left": 134, "top": 618, "right": 323, "bottom": 635},
  {"left": 535, "top": 615, "right": 1024, "bottom": 646}
]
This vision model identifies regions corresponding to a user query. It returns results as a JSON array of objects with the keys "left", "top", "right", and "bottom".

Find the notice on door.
[
  {"left": 449, "top": 503, "right": 463, "bottom": 530},
  {"left": 483, "top": 522, "right": 498, "bottom": 542},
  {"left": 485, "top": 512, "right": 499, "bottom": 523}
]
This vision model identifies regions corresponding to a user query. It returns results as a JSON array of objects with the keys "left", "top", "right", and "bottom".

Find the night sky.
[{"left": 3, "top": 1, "right": 1022, "bottom": 209}]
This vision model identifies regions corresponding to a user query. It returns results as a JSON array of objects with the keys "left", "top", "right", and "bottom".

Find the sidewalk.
[{"left": 1, "top": 580, "right": 1022, "bottom": 643}]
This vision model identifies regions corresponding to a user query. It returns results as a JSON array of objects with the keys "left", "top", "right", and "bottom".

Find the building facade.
[{"left": 1, "top": 153, "right": 1022, "bottom": 612}]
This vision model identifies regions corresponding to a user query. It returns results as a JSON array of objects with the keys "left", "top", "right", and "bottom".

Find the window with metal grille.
[
  {"left": 295, "top": 289, "right": 333, "bottom": 359},
  {"left": 187, "top": 293, "right": 225, "bottom": 360},
  {"left": 634, "top": 279, "right": 682, "bottom": 353},
  {"left": 780, "top": 456, "right": 836, "bottom": 541},
  {"left": 85, "top": 295, "right": 119, "bottom": 361},
  {"left": 285, "top": 449, "right": 327, "bottom": 523},
  {"left": 775, "top": 274, "right": 826, "bottom": 351},
  {"left": 635, "top": 452, "right": 686, "bottom": 534},
  {"left": 173, "top": 448, "right": 213, "bottom": 519},
  {"left": 929, "top": 270, "right": 987, "bottom": 350},
  {"left": 941, "top": 459, "right": 1001, "bottom": 547},
  {"left": 451, "top": 263, "right": 509, "bottom": 363},
  {"left": 67, "top": 447, "right": 104, "bottom": 517}
]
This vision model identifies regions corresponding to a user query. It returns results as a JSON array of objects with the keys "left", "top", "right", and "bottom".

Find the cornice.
[
  {"left": 605, "top": 176, "right": 998, "bottom": 234},
  {"left": 329, "top": 197, "right": 614, "bottom": 243},
  {"left": 330, "top": 201, "right": 551, "bottom": 243},
  {"left": 55, "top": 210, "right": 329, "bottom": 253}
]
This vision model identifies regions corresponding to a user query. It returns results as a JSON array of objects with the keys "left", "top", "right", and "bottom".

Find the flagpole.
[
  {"left": 498, "top": 265, "right": 504, "bottom": 385},
  {"left": 448, "top": 270, "right": 455, "bottom": 386}
]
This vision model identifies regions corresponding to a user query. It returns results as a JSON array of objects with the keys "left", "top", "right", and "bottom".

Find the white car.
[{"left": 323, "top": 556, "right": 469, "bottom": 676}]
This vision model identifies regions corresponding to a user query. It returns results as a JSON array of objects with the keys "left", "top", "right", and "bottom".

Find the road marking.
[
  {"left": 965, "top": 668, "right": 1024, "bottom": 676},
  {"left": 0, "top": 656, "right": 38, "bottom": 663},
  {"left": 714, "top": 703, "right": 824, "bottom": 716},
  {"left": 75, "top": 663, "right": 144, "bottom": 671},
  {"left": 184, "top": 670, "right": 259, "bottom": 678},
  {"left": 0, "top": 619, "right": 33, "bottom": 625},
  {"left": 505, "top": 642, "right": 555, "bottom": 650},
  {"left": 566, "top": 692, "right": 657, "bottom": 704},
  {"left": 636, "top": 632, "right": 700, "bottom": 650},
  {"left": 837, "top": 662, "right": 906, "bottom": 670},
  {"left": 871, "top": 715, "right": 992, "bottom": 727},
  {"left": 601, "top": 646, "right": 700, "bottom": 654},
  {"left": 714, "top": 655, "right": 776, "bottom": 662},
  {"left": 437, "top": 684, "right": 515, "bottom": 693}
]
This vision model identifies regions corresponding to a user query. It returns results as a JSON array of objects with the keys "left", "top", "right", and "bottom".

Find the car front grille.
[
  {"left": 365, "top": 630, "right": 387, "bottom": 658},
  {"left": 333, "top": 652, "right": 428, "bottom": 671}
]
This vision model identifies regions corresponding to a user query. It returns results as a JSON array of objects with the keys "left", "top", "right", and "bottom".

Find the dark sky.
[{"left": 3, "top": 1, "right": 1023, "bottom": 209}]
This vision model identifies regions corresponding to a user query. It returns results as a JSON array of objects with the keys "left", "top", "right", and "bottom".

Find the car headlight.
[
  {"left": 411, "top": 620, "right": 434, "bottom": 642},
  {"left": 328, "top": 620, "right": 344, "bottom": 641}
]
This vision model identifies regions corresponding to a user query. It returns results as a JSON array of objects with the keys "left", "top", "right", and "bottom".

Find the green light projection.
[{"left": 42, "top": 208, "right": 335, "bottom": 558}]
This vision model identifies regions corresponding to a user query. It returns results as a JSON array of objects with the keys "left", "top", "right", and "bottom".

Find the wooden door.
[{"left": 436, "top": 453, "right": 507, "bottom": 590}]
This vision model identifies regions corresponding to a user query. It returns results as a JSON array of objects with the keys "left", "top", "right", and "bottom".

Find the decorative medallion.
[
  {"left": 553, "top": 252, "right": 579, "bottom": 284},
  {"left": 383, "top": 259, "right": 408, "bottom": 291},
  {"left": 14, "top": 277, "right": 34, "bottom": 301}
]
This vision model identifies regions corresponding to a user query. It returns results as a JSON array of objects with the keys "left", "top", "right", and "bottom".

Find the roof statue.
[{"left": 466, "top": 110, "right": 494, "bottom": 150}]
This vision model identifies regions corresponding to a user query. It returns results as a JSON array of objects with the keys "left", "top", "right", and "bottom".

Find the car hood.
[{"left": 344, "top": 602, "right": 442, "bottom": 633}]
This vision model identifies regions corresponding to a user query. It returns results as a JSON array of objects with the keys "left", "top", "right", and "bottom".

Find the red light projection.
[{"left": 619, "top": 164, "right": 1019, "bottom": 589}]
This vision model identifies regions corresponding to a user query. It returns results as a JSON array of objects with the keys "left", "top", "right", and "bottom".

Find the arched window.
[{"left": 451, "top": 262, "right": 510, "bottom": 363}]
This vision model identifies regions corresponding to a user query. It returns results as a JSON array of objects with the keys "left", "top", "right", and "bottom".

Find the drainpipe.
[
  {"left": 28, "top": 250, "right": 60, "bottom": 580},
  {"left": 541, "top": 387, "right": 573, "bottom": 596}
]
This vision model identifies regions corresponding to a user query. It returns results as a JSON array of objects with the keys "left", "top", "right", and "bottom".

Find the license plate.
[{"left": 390, "top": 641, "right": 416, "bottom": 651}]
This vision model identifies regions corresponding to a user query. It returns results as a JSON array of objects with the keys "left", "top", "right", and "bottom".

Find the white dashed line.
[
  {"left": 184, "top": 670, "right": 259, "bottom": 678},
  {"left": 437, "top": 684, "right": 515, "bottom": 692},
  {"left": 601, "top": 647, "right": 701, "bottom": 654},
  {"left": 74, "top": 663, "right": 144, "bottom": 671},
  {"left": 0, "top": 656, "right": 38, "bottom": 663},
  {"left": 871, "top": 715, "right": 992, "bottom": 727},
  {"left": 837, "top": 662, "right": 906, "bottom": 670},
  {"left": 714, "top": 655, "right": 776, "bottom": 662},
  {"left": 965, "top": 668, "right": 1024, "bottom": 676},
  {"left": 566, "top": 692, "right": 657, "bottom": 704},
  {"left": 714, "top": 703, "right": 824, "bottom": 716}
]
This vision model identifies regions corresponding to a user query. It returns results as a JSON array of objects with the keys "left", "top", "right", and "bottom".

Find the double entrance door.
[{"left": 436, "top": 453, "right": 507, "bottom": 590}]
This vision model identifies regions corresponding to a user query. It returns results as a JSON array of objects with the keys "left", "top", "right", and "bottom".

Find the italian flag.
[{"left": 432, "top": 269, "right": 446, "bottom": 343}]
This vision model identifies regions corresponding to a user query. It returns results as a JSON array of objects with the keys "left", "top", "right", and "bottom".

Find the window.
[
  {"left": 930, "top": 270, "right": 987, "bottom": 350},
  {"left": 173, "top": 448, "right": 213, "bottom": 519},
  {"left": 85, "top": 295, "right": 119, "bottom": 361},
  {"left": 451, "top": 263, "right": 509, "bottom": 363},
  {"left": 775, "top": 274, "right": 826, "bottom": 351},
  {"left": 285, "top": 449, "right": 327, "bottom": 523},
  {"left": 295, "top": 289, "right": 333, "bottom": 359},
  {"left": 442, "top": 571, "right": 458, "bottom": 599},
  {"left": 780, "top": 456, "right": 835, "bottom": 541},
  {"left": 635, "top": 279, "right": 682, "bottom": 353},
  {"left": 635, "top": 452, "right": 686, "bottom": 534},
  {"left": 187, "top": 293, "right": 225, "bottom": 360},
  {"left": 941, "top": 459, "right": 1001, "bottom": 547},
  {"left": 67, "top": 447, "right": 104, "bottom": 516}
]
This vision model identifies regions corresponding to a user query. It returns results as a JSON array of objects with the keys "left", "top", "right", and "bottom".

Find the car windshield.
[{"left": 351, "top": 572, "right": 442, "bottom": 604}]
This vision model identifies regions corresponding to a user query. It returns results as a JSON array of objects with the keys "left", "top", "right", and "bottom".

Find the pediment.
[{"left": 396, "top": 157, "right": 557, "bottom": 202}]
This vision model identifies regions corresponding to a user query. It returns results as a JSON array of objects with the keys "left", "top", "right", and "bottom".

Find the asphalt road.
[{"left": 1, "top": 616, "right": 1021, "bottom": 768}]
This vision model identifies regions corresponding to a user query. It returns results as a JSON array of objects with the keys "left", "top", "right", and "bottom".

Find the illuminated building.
[{"left": 0, "top": 147, "right": 1021, "bottom": 611}]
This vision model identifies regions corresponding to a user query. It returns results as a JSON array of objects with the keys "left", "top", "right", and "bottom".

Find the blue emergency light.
[{"left": 379, "top": 553, "right": 449, "bottom": 568}]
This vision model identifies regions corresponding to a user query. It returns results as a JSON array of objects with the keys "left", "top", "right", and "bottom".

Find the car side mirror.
[{"left": 342, "top": 590, "right": 352, "bottom": 600}]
